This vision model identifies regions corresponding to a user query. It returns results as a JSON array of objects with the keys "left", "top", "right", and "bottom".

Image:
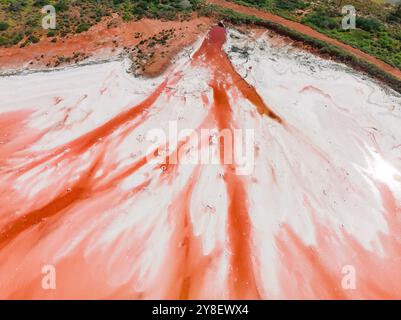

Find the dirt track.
[{"left": 210, "top": 0, "right": 401, "bottom": 81}]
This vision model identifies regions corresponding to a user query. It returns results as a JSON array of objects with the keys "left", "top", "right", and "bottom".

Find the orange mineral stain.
[{"left": 0, "top": 25, "right": 400, "bottom": 300}]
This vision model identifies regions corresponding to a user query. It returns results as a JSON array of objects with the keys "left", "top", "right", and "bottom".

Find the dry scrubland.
[{"left": 1, "top": 0, "right": 401, "bottom": 70}]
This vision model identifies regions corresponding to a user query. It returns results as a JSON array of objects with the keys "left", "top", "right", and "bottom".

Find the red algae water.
[{"left": 0, "top": 26, "right": 400, "bottom": 299}]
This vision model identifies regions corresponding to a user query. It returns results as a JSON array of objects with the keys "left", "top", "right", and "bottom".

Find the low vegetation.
[
  {"left": 1, "top": 0, "right": 400, "bottom": 93},
  {"left": 200, "top": 3, "right": 401, "bottom": 94},
  {"left": 229, "top": 0, "right": 401, "bottom": 70},
  {"left": 0, "top": 0, "right": 200, "bottom": 47}
]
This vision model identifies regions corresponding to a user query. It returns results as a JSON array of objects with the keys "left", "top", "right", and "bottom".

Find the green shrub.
[
  {"left": 28, "top": 34, "right": 39, "bottom": 43},
  {"left": 55, "top": 0, "right": 69, "bottom": 12},
  {"left": 0, "top": 36, "right": 8, "bottom": 45},
  {"left": 0, "top": 22, "right": 9, "bottom": 31},
  {"left": 356, "top": 17, "right": 382, "bottom": 33},
  {"left": 76, "top": 22, "right": 90, "bottom": 33},
  {"left": 387, "top": 4, "right": 401, "bottom": 24},
  {"left": 274, "top": 0, "right": 308, "bottom": 11},
  {"left": 8, "top": 0, "right": 28, "bottom": 13},
  {"left": 11, "top": 33, "right": 23, "bottom": 45},
  {"left": 303, "top": 11, "right": 338, "bottom": 30},
  {"left": 33, "top": 0, "right": 49, "bottom": 7}
]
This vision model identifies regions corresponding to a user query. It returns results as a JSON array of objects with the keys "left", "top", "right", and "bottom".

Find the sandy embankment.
[{"left": 0, "top": 14, "right": 211, "bottom": 76}]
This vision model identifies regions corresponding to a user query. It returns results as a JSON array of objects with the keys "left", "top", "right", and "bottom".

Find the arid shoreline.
[{"left": 0, "top": 14, "right": 211, "bottom": 77}]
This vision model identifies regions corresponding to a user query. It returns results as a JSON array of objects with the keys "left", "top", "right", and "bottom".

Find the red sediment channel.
[
  {"left": 0, "top": 78, "right": 169, "bottom": 247},
  {"left": 12, "top": 78, "right": 169, "bottom": 175},
  {"left": 193, "top": 26, "right": 282, "bottom": 123},
  {"left": 1, "top": 23, "right": 401, "bottom": 299},
  {"left": 0, "top": 25, "right": 275, "bottom": 299},
  {"left": 275, "top": 182, "right": 401, "bottom": 299},
  {"left": 197, "top": 26, "right": 263, "bottom": 298},
  {"left": 212, "top": 80, "right": 260, "bottom": 299}
]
